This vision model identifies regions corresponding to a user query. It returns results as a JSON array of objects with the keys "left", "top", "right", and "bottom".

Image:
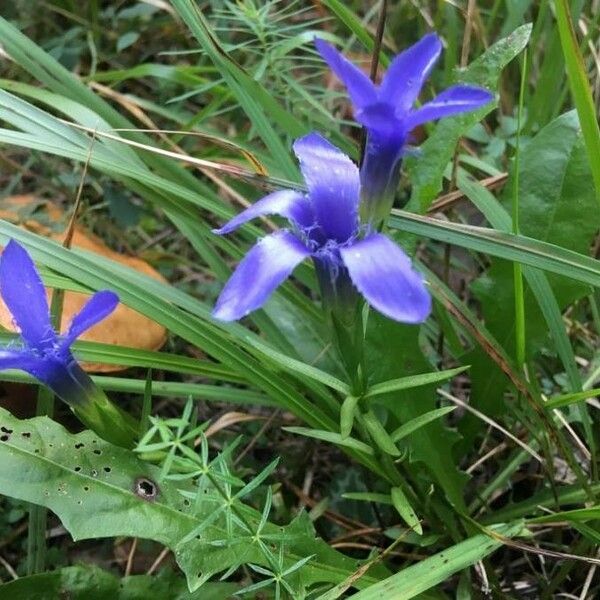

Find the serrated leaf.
[{"left": 0, "top": 408, "right": 379, "bottom": 592}]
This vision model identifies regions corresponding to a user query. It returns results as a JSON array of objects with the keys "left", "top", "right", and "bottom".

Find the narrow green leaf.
[
  {"left": 390, "top": 487, "right": 422, "bottom": 535},
  {"left": 283, "top": 427, "right": 374, "bottom": 456},
  {"left": 170, "top": 0, "right": 304, "bottom": 177},
  {"left": 347, "top": 523, "right": 526, "bottom": 599},
  {"left": 340, "top": 396, "right": 360, "bottom": 439},
  {"left": 389, "top": 210, "right": 600, "bottom": 288},
  {"left": 390, "top": 407, "right": 456, "bottom": 443},
  {"left": 245, "top": 336, "right": 350, "bottom": 395},
  {"left": 0, "top": 370, "right": 272, "bottom": 406},
  {"left": 365, "top": 367, "right": 468, "bottom": 399},
  {"left": 342, "top": 492, "right": 393, "bottom": 505},
  {"left": 529, "top": 506, "right": 600, "bottom": 524},
  {"left": 320, "top": 0, "right": 389, "bottom": 67},
  {"left": 361, "top": 410, "right": 400, "bottom": 457},
  {"left": 544, "top": 388, "right": 600, "bottom": 410}
]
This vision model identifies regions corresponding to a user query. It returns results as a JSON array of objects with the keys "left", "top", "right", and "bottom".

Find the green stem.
[
  {"left": 513, "top": 48, "right": 528, "bottom": 369},
  {"left": 26, "top": 386, "right": 54, "bottom": 575},
  {"left": 72, "top": 385, "right": 138, "bottom": 449}
]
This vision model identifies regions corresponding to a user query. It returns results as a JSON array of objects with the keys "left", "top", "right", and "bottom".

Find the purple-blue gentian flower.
[
  {"left": 315, "top": 34, "right": 494, "bottom": 224},
  {"left": 212, "top": 132, "right": 431, "bottom": 324},
  {"left": 0, "top": 240, "right": 118, "bottom": 403}
]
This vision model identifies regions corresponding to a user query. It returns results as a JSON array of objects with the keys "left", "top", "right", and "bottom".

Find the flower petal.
[
  {"left": 61, "top": 290, "right": 119, "bottom": 349},
  {"left": 340, "top": 233, "right": 431, "bottom": 323},
  {"left": 0, "top": 349, "right": 58, "bottom": 391},
  {"left": 0, "top": 349, "right": 41, "bottom": 373},
  {"left": 293, "top": 132, "right": 360, "bottom": 242},
  {"left": 212, "top": 231, "right": 310, "bottom": 321},
  {"left": 314, "top": 39, "right": 377, "bottom": 109},
  {"left": 380, "top": 33, "right": 442, "bottom": 113},
  {"left": 0, "top": 240, "right": 54, "bottom": 350},
  {"left": 213, "top": 190, "right": 314, "bottom": 235},
  {"left": 356, "top": 102, "right": 401, "bottom": 134},
  {"left": 404, "top": 85, "right": 493, "bottom": 130}
]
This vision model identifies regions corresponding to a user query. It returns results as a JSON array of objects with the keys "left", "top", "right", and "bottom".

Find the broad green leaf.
[
  {"left": 0, "top": 565, "right": 237, "bottom": 599},
  {"left": 347, "top": 523, "right": 526, "bottom": 599},
  {"left": 0, "top": 408, "right": 380, "bottom": 592},
  {"left": 405, "top": 24, "right": 532, "bottom": 213},
  {"left": 555, "top": 0, "right": 600, "bottom": 199},
  {"left": 464, "top": 111, "right": 598, "bottom": 438},
  {"left": 364, "top": 318, "right": 468, "bottom": 517},
  {"left": 390, "top": 487, "right": 422, "bottom": 535}
]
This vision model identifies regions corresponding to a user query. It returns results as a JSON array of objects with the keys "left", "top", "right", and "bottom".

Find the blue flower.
[
  {"left": 212, "top": 132, "right": 431, "bottom": 324},
  {"left": 315, "top": 34, "right": 494, "bottom": 223},
  {"left": 0, "top": 240, "right": 118, "bottom": 405}
]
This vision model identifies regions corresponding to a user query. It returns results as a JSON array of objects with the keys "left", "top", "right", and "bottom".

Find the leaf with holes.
[{"left": 0, "top": 408, "right": 383, "bottom": 592}]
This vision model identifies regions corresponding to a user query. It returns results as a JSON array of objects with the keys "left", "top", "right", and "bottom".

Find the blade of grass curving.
[
  {"left": 347, "top": 523, "right": 526, "bottom": 599},
  {"left": 0, "top": 16, "right": 224, "bottom": 201},
  {"left": 0, "top": 371, "right": 271, "bottom": 406},
  {"left": 457, "top": 174, "right": 595, "bottom": 467},
  {"left": 544, "top": 389, "right": 600, "bottom": 410},
  {"left": 389, "top": 210, "right": 600, "bottom": 288},
  {"left": 0, "top": 333, "right": 242, "bottom": 382},
  {"left": 0, "top": 224, "right": 386, "bottom": 480}
]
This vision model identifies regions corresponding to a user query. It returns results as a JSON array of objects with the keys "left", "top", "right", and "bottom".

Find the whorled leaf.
[
  {"left": 0, "top": 408, "right": 382, "bottom": 593},
  {"left": 364, "top": 318, "right": 468, "bottom": 520}
]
